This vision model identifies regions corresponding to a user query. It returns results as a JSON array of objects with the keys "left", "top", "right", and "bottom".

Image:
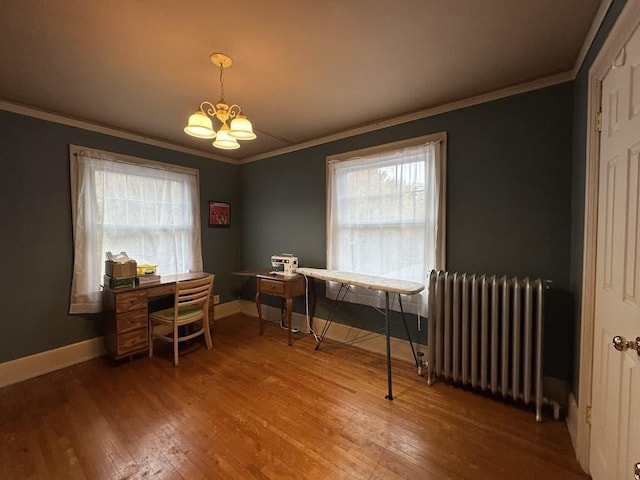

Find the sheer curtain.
[
  {"left": 327, "top": 140, "right": 443, "bottom": 317},
  {"left": 69, "top": 147, "right": 202, "bottom": 314}
]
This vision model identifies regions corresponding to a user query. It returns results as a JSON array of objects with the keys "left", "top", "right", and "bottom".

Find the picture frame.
[{"left": 208, "top": 201, "right": 230, "bottom": 228}]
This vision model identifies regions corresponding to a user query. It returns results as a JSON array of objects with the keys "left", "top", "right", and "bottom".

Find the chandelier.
[{"left": 184, "top": 53, "right": 256, "bottom": 150}]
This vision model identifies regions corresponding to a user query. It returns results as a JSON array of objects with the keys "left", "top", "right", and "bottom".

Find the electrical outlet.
[{"left": 213, "top": 294, "right": 220, "bottom": 305}]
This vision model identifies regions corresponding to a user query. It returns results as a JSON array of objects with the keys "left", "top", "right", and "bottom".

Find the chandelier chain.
[{"left": 218, "top": 63, "right": 225, "bottom": 102}]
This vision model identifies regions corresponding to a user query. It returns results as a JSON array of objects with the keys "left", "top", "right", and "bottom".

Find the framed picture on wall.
[{"left": 208, "top": 201, "right": 230, "bottom": 228}]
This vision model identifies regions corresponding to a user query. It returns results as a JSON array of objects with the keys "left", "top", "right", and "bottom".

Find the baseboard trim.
[
  {"left": 213, "top": 300, "right": 241, "bottom": 320},
  {"left": 0, "top": 301, "right": 572, "bottom": 412},
  {"left": 567, "top": 392, "right": 579, "bottom": 454},
  {"left": 246, "top": 300, "right": 425, "bottom": 364},
  {"left": 0, "top": 300, "right": 242, "bottom": 389},
  {"left": 0, "top": 337, "right": 107, "bottom": 389},
  {"left": 543, "top": 376, "right": 570, "bottom": 411}
]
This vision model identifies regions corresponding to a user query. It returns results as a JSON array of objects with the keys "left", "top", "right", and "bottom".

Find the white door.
[{"left": 590, "top": 24, "right": 640, "bottom": 480}]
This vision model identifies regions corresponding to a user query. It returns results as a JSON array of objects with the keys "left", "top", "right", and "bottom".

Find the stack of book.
[
  {"left": 138, "top": 274, "right": 161, "bottom": 285},
  {"left": 103, "top": 274, "right": 138, "bottom": 288}
]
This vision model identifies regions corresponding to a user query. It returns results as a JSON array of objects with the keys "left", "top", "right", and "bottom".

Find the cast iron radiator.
[{"left": 426, "top": 270, "right": 545, "bottom": 421}]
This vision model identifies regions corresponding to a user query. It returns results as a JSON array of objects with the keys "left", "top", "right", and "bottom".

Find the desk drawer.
[
  {"left": 117, "top": 308, "right": 148, "bottom": 333},
  {"left": 117, "top": 328, "right": 148, "bottom": 355},
  {"left": 115, "top": 290, "right": 148, "bottom": 313},
  {"left": 147, "top": 284, "right": 175, "bottom": 298},
  {"left": 260, "top": 279, "right": 286, "bottom": 295}
]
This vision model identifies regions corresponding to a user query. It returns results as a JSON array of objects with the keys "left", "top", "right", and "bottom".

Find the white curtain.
[
  {"left": 69, "top": 148, "right": 202, "bottom": 314},
  {"left": 327, "top": 141, "right": 442, "bottom": 317}
]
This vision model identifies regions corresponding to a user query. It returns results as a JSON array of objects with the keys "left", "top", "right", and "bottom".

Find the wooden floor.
[{"left": 0, "top": 314, "right": 589, "bottom": 480}]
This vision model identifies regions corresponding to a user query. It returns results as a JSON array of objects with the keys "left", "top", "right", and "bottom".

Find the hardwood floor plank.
[
  {"left": 84, "top": 364, "right": 191, "bottom": 479},
  {"left": 0, "top": 314, "right": 588, "bottom": 479}
]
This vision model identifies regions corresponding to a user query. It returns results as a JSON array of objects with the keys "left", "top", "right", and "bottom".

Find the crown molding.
[
  {"left": 572, "top": 0, "right": 614, "bottom": 77},
  {"left": 239, "top": 70, "right": 574, "bottom": 164},
  {"left": 0, "top": 99, "right": 235, "bottom": 164},
  {"left": 2, "top": 70, "right": 574, "bottom": 167}
]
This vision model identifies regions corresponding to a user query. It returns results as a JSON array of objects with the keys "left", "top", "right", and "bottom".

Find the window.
[
  {"left": 327, "top": 133, "right": 446, "bottom": 316},
  {"left": 69, "top": 146, "right": 202, "bottom": 314}
]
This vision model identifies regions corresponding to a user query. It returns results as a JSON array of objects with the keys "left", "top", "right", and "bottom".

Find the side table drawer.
[
  {"left": 259, "top": 279, "right": 286, "bottom": 295},
  {"left": 117, "top": 308, "right": 148, "bottom": 333},
  {"left": 117, "top": 328, "right": 148, "bottom": 355},
  {"left": 115, "top": 290, "right": 148, "bottom": 313}
]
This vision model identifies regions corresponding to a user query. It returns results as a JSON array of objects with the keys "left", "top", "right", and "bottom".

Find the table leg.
[
  {"left": 255, "top": 291, "right": 263, "bottom": 336},
  {"left": 308, "top": 277, "right": 316, "bottom": 332},
  {"left": 385, "top": 291, "right": 393, "bottom": 400},
  {"left": 286, "top": 296, "right": 293, "bottom": 346}
]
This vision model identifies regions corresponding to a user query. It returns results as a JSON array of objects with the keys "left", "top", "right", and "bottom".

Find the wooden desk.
[
  {"left": 103, "top": 272, "right": 211, "bottom": 360},
  {"left": 255, "top": 273, "right": 306, "bottom": 346}
]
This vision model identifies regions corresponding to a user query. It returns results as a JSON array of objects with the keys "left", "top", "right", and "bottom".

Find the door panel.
[{"left": 590, "top": 24, "right": 640, "bottom": 480}]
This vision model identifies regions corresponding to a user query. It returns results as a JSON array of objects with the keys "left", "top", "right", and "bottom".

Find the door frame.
[{"left": 577, "top": 0, "right": 640, "bottom": 471}]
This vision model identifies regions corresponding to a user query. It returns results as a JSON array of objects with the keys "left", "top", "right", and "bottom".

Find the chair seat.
[
  {"left": 148, "top": 274, "right": 214, "bottom": 366},
  {"left": 150, "top": 306, "right": 203, "bottom": 325}
]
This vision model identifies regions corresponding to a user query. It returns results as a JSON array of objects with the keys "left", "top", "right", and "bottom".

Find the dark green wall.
[
  {"left": 1, "top": 0, "right": 629, "bottom": 389},
  {"left": 0, "top": 110, "right": 240, "bottom": 363},
  {"left": 242, "top": 84, "right": 574, "bottom": 282},
  {"left": 570, "top": 0, "right": 628, "bottom": 397},
  {"left": 240, "top": 82, "right": 575, "bottom": 380}
]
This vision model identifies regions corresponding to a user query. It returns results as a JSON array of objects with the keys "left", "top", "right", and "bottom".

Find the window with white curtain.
[
  {"left": 327, "top": 133, "right": 446, "bottom": 317},
  {"left": 69, "top": 146, "right": 203, "bottom": 314}
]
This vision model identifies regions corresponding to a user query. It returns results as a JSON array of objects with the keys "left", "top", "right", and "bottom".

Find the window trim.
[
  {"left": 68, "top": 145, "right": 202, "bottom": 314},
  {"left": 326, "top": 131, "right": 447, "bottom": 272},
  {"left": 69, "top": 145, "right": 198, "bottom": 177}
]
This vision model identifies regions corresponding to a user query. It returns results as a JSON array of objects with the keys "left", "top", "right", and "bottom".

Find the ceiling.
[{"left": 0, "top": 0, "right": 604, "bottom": 163}]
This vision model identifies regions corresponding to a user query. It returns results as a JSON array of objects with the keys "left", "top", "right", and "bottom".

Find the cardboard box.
[{"left": 105, "top": 260, "right": 137, "bottom": 279}]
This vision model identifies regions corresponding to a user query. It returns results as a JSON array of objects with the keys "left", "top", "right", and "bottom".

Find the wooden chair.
[{"left": 148, "top": 274, "right": 214, "bottom": 366}]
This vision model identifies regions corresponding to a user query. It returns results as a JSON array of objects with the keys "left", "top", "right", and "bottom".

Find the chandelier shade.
[
  {"left": 212, "top": 124, "right": 240, "bottom": 150},
  {"left": 184, "top": 53, "right": 256, "bottom": 150},
  {"left": 229, "top": 114, "right": 257, "bottom": 140},
  {"left": 184, "top": 110, "right": 216, "bottom": 139}
]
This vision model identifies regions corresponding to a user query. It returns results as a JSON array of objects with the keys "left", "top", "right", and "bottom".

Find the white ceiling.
[{"left": 0, "top": 0, "right": 604, "bottom": 162}]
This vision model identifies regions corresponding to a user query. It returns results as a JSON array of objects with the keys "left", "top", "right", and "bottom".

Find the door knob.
[
  {"left": 613, "top": 336, "right": 640, "bottom": 356},
  {"left": 635, "top": 461, "right": 640, "bottom": 480}
]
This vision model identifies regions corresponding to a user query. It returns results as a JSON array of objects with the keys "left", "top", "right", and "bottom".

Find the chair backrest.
[{"left": 175, "top": 274, "right": 214, "bottom": 312}]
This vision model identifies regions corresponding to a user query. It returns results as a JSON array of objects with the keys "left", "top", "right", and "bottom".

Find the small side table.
[{"left": 255, "top": 273, "right": 307, "bottom": 346}]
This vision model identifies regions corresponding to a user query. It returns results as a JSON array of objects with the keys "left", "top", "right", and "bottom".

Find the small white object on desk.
[{"left": 270, "top": 254, "right": 298, "bottom": 276}]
